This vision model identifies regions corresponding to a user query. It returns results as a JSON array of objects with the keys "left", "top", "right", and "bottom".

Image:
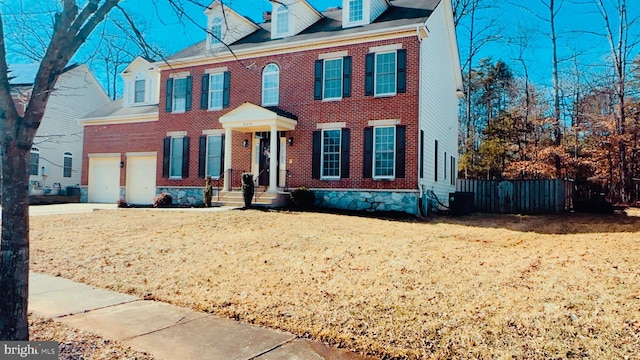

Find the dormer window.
[
  {"left": 210, "top": 18, "right": 222, "bottom": 44},
  {"left": 275, "top": 5, "right": 290, "bottom": 36},
  {"left": 348, "top": 0, "right": 363, "bottom": 23},
  {"left": 134, "top": 78, "right": 145, "bottom": 103}
]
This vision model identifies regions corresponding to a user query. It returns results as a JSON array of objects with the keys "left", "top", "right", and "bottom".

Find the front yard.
[{"left": 30, "top": 209, "right": 640, "bottom": 359}]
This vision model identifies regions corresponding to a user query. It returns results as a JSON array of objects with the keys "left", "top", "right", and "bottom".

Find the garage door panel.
[
  {"left": 126, "top": 156, "right": 157, "bottom": 205},
  {"left": 88, "top": 157, "right": 120, "bottom": 203}
]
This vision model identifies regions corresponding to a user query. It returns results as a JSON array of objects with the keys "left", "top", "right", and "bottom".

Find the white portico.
[{"left": 218, "top": 102, "right": 297, "bottom": 192}]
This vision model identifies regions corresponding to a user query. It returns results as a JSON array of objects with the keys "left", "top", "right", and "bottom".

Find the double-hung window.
[
  {"left": 63, "top": 152, "right": 72, "bottom": 178},
  {"left": 314, "top": 56, "right": 352, "bottom": 101},
  {"left": 163, "top": 135, "right": 189, "bottom": 179},
  {"left": 321, "top": 129, "right": 341, "bottom": 179},
  {"left": 348, "top": 0, "right": 364, "bottom": 23},
  {"left": 134, "top": 79, "right": 145, "bottom": 103},
  {"left": 210, "top": 18, "right": 222, "bottom": 44},
  {"left": 29, "top": 147, "right": 39, "bottom": 176},
  {"left": 262, "top": 64, "right": 279, "bottom": 106},
  {"left": 363, "top": 125, "right": 406, "bottom": 179},
  {"left": 170, "top": 137, "right": 184, "bottom": 178},
  {"left": 208, "top": 73, "right": 224, "bottom": 110},
  {"left": 173, "top": 78, "right": 187, "bottom": 112},
  {"left": 323, "top": 58, "right": 343, "bottom": 100},
  {"left": 374, "top": 126, "right": 395, "bottom": 178},
  {"left": 365, "top": 49, "right": 407, "bottom": 97},
  {"left": 206, "top": 135, "right": 223, "bottom": 178}
]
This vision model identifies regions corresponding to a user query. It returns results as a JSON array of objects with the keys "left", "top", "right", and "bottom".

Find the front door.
[{"left": 258, "top": 133, "right": 278, "bottom": 187}]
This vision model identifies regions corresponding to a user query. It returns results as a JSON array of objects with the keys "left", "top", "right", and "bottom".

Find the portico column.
[
  {"left": 269, "top": 125, "right": 278, "bottom": 193},
  {"left": 224, "top": 128, "right": 232, "bottom": 191}
]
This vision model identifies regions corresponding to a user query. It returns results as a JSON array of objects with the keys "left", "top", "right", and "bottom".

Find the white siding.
[
  {"left": 31, "top": 65, "right": 110, "bottom": 191},
  {"left": 206, "top": 4, "right": 259, "bottom": 48},
  {"left": 419, "top": 3, "right": 460, "bottom": 206}
]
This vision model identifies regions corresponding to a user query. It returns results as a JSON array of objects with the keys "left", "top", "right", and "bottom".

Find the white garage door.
[
  {"left": 126, "top": 155, "right": 157, "bottom": 205},
  {"left": 88, "top": 156, "right": 120, "bottom": 203}
]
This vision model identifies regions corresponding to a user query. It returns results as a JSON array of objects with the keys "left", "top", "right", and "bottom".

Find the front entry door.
[{"left": 258, "top": 133, "right": 279, "bottom": 187}]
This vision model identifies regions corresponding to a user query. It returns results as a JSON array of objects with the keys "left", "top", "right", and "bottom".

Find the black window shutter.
[
  {"left": 165, "top": 78, "right": 173, "bottom": 112},
  {"left": 182, "top": 136, "right": 190, "bottom": 178},
  {"left": 396, "top": 125, "right": 406, "bottom": 178},
  {"left": 420, "top": 130, "right": 424, "bottom": 178},
  {"left": 185, "top": 76, "right": 192, "bottom": 111},
  {"left": 365, "top": 53, "right": 375, "bottom": 96},
  {"left": 343, "top": 56, "right": 352, "bottom": 98},
  {"left": 223, "top": 71, "right": 231, "bottom": 108},
  {"left": 363, "top": 127, "right": 373, "bottom": 178},
  {"left": 220, "top": 135, "right": 225, "bottom": 176},
  {"left": 162, "top": 137, "right": 171, "bottom": 178},
  {"left": 397, "top": 49, "right": 407, "bottom": 93},
  {"left": 198, "top": 135, "right": 207, "bottom": 178},
  {"left": 200, "top": 74, "right": 209, "bottom": 109},
  {"left": 312, "top": 131, "right": 321, "bottom": 179},
  {"left": 341, "top": 128, "right": 350, "bottom": 178},
  {"left": 314, "top": 60, "right": 323, "bottom": 100}
]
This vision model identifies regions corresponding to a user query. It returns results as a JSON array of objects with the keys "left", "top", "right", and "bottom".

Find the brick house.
[{"left": 80, "top": 0, "right": 463, "bottom": 215}]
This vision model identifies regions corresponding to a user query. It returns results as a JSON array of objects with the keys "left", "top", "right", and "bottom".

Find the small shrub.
[
  {"left": 153, "top": 193, "right": 173, "bottom": 208},
  {"left": 116, "top": 198, "right": 128, "bottom": 208},
  {"left": 290, "top": 187, "right": 315, "bottom": 209}
]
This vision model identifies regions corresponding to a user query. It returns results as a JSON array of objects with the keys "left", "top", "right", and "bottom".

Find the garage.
[
  {"left": 126, "top": 154, "right": 157, "bottom": 205},
  {"left": 88, "top": 155, "right": 120, "bottom": 203}
]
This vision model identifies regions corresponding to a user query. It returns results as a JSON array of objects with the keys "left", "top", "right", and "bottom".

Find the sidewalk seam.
[
  {"left": 119, "top": 313, "right": 211, "bottom": 341},
  {"left": 52, "top": 299, "right": 139, "bottom": 319},
  {"left": 248, "top": 335, "right": 299, "bottom": 359}
]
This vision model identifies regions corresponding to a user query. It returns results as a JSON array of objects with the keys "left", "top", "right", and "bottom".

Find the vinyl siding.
[
  {"left": 419, "top": 2, "right": 460, "bottom": 206},
  {"left": 370, "top": 0, "right": 388, "bottom": 22},
  {"left": 31, "top": 65, "right": 110, "bottom": 190}
]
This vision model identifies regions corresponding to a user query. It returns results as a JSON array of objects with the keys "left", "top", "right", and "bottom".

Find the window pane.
[
  {"left": 209, "top": 73, "right": 224, "bottom": 109},
  {"left": 323, "top": 58, "right": 342, "bottom": 99},
  {"left": 349, "top": 0, "right": 363, "bottom": 22},
  {"left": 134, "top": 80, "right": 145, "bottom": 103},
  {"left": 211, "top": 19, "right": 222, "bottom": 44},
  {"left": 375, "top": 52, "right": 396, "bottom": 96},
  {"left": 63, "top": 155, "right": 72, "bottom": 178},
  {"left": 262, "top": 64, "right": 279, "bottom": 106},
  {"left": 276, "top": 6, "right": 289, "bottom": 34},
  {"left": 207, "top": 136, "right": 222, "bottom": 177},
  {"left": 173, "top": 78, "right": 186, "bottom": 112},
  {"left": 322, "top": 129, "right": 341, "bottom": 178},
  {"left": 29, "top": 152, "right": 39, "bottom": 176},
  {"left": 374, "top": 127, "right": 395, "bottom": 177},
  {"left": 170, "top": 137, "right": 183, "bottom": 177}
]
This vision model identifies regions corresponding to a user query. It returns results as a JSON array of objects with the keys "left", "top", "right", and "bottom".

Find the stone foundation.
[{"left": 312, "top": 189, "right": 419, "bottom": 215}]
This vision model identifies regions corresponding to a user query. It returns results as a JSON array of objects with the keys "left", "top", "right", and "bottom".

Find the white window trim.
[
  {"left": 323, "top": 58, "right": 343, "bottom": 101},
  {"left": 169, "top": 135, "right": 185, "bottom": 179},
  {"left": 172, "top": 77, "right": 187, "bottom": 114},
  {"left": 63, "top": 151, "right": 73, "bottom": 178},
  {"left": 374, "top": 51, "right": 398, "bottom": 98},
  {"left": 321, "top": 128, "right": 341, "bottom": 180},
  {"left": 373, "top": 126, "right": 396, "bottom": 180},
  {"left": 29, "top": 147, "right": 40, "bottom": 176},
  {"left": 206, "top": 135, "right": 223, "bottom": 180},
  {"left": 210, "top": 18, "right": 223, "bottom": 45},
  {"left": 275, "top": 5, "right": 292, "bottom": 37},
  {"left": 208, "top": 73, "right": 224, "bottom": 111},
  {"left": 262, "top": 64, "right": 280, "bottom": 106},
  {"left": 347, "top": 0, "right": 365, "bottom": 25},
  {"left": 134, "top": 77, "right": 146, "bottom": 104}
]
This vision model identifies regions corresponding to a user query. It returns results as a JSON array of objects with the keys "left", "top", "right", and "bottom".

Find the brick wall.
[{"left": 83, "top": 36, "right": 422, "bottom": 191}]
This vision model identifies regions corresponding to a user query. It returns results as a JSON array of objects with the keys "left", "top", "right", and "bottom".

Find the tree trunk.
[{"left": 0, "top": 143, "right": 30, "bottom": 340}]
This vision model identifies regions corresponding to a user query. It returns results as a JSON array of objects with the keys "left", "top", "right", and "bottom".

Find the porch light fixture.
[
  {"left": 287, "top": 137, "right": 293, "bottom": 146},
  {"left": 242, "top": 139, "right": 249, "bottom": 147}
]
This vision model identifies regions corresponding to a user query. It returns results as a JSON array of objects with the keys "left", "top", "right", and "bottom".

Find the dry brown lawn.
[{"left": 30, "top": 208, "right": 640, "bottom": 359}]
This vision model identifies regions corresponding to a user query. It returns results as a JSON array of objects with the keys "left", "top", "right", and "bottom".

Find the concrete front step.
[{"left": 214, "top": 191, "right": 279, "bottom": 207}]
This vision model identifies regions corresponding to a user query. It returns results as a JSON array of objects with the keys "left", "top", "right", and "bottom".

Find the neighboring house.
[
  {"left": 8, "top": 64, "right": 111, "bottom": 195},
  {"left": 80, "top": 0, "right": 463, "bottom": 215}
]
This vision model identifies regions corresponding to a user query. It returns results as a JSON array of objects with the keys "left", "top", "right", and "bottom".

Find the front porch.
[{"left": 219, "top": 102, "right": 297, "bottom": 194}]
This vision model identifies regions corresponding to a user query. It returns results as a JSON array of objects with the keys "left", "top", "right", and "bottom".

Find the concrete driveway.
[{"left": 29, "top": 203, "right": 118, "bottom": 216}]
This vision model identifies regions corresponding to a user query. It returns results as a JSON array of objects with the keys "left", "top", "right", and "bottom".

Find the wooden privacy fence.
[{"left": 456, "top": 179, "right": 574, "bottom": 214}]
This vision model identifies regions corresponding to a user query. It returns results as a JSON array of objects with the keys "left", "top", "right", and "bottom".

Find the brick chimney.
[{"left": 263, "top": 11, "right": 272, "bottom": 22}]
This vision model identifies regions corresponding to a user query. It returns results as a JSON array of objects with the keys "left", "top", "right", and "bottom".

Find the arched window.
[
  {"left": 275, "top": 5, "right": 290, "bottom": 35},
  {"left": 63, "top": 152, "right": 73, "bottom": 178},
  {"left": 262, "top": 64, "right": 280, "bottom": 106},
  {"left": 210, "top": 18, "right": 223, "bottom": 44},
  {"left": 29, "top": 147, "right": 39, "bottom": 176},
  {"left": 349, "top": 0, "right": 364, "bottom": 23}
]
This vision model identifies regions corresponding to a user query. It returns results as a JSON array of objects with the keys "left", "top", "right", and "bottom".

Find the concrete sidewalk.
[
  {"left": 29, "top": 273, "right": 375, "bottom": 360},
  {"left": 28, "top": 203, "right": 238, "bottom": 216}
]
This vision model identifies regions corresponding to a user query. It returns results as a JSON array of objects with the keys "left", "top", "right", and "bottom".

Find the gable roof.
[
  {"left": 168, "top": 0, "right": 440, "bottom": 61},
  {"left": 8, "top": 63, "right": 82, "bottom": 86}
]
